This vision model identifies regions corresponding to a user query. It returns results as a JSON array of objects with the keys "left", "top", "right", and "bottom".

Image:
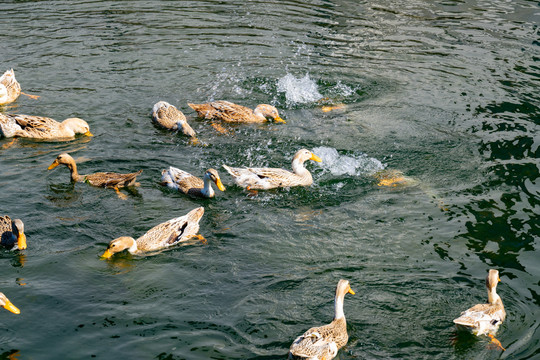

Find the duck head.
[{"left": 101, "top": 236, "right": 137, "bottom": 259}]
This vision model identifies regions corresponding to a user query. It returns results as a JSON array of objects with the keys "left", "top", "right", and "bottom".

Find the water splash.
[
  {"left": 312, "top": 146, "right": 385, "bottom": 176},
  {"left": 277, "top": 73, "right": 323, "bottom": 105}
]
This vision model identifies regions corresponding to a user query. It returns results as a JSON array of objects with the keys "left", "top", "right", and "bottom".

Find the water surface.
[{"left": 1, "top": 1, "right": 539, "bottom": 359}]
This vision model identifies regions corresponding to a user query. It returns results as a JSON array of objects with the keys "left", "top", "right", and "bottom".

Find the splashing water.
[
  {"left": 277, "top": 73, "right": 323, "bottom": 105},
  {"left": 312, "top": 146, "right": 385, "bottom": 176}
]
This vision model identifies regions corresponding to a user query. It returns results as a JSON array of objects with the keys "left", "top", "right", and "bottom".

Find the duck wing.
[
  {"left": 189, "top": 101, "right": 253, "bottom": 123},
  {"left": 10, "top": 114, "right": 60, "bottom": 138},
  {"left": 0, "top": 216, "right": 15, "bottom": 247},
  {"left": 85, "top": 170, "right": 142, "bottom": 188},
  {"left": 161, "top": 167, "right": 203, "bottom": 193},
  {"left": 136, "top": 207, "right": 204, "bottom": 251}
]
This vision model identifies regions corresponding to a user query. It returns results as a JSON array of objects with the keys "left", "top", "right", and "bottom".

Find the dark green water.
[{"left": 1, "top": 1, "right": 538, "bottom": 359}]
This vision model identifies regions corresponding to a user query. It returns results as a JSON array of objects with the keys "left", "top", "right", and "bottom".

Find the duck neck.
[
  {"left": 487, "top": 286, "right": 501, "bottom": 305},
  {"left": 252, "top": 107, "right": 267, "bottom": 122},
  {"left": 334, "top": 293, "right": 346, "bottom": 320},
  {"left": 67, "top": 161, "right": 84, "bottom": 182},
  {"left": 292, "top": 158, "right": 310, "bottom": 178},
  {"left": 127, "top": 239, "right": 139, "bottom": 254},
  {"left": 202, "top": 176, "right": 215, "bottom": 198}
]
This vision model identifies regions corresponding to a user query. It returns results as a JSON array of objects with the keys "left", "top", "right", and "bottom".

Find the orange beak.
[
  {"left": 17, "top": 232, "right": 27, "bottom": 250},
  {"left": 3, "top": 299, "right": 20, "bottom": 314},
  {"left": 100, "top": 249, "right": 114, "bottom": 259},
  {"left": 310, "top": 154, "right": 322, "bottom": 162},
  {"left": 84, "top": 130, "right": 93, "bottom": 137},
  {"left": 47, "top": 159, "right": 60, "bottom": 170},
  {"left": 215, "top": 178, "right": 226, "bottom": 191},
  {"left": 348, "top": 288, "right": 355, "bottom": 295},
  {"left": 274, "top": 116, "right": 286, "bottom": 124}
]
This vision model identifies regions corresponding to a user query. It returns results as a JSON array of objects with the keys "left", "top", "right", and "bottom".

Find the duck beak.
[
  {"left": 100, "top": 249, "right": 114, "bottom": 259},
  {"left": 310, "top": 154, "right": 322, "bottom": 162},
  {"left": 85, "top": 130, "right": 93, "bottom": 137},
  {"left": 215, "top": 178, "right": 226, "bottom": 191},
  {"left": 3, "top": 299, "right": 20, "bottom": 314},
  {"left": 348, "top": 288, "right": 355, "bottom": 295},
  {"left": 274, "top": 116, "right": 286, "bottom": 124},
  {"left": 17, "top": 233, "right": 27, "bottom": 250},
  {"left": 498, "top": 276, "right": 501, "bottom": 282},
  {"left": 47, "top": 159, "right": 60, "bottom": 170}
]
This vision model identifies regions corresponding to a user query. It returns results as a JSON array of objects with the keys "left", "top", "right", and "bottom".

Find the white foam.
[
  {"left": 312, "top": 146, "right": 385, "bottom": 176},
  {"left": 277, "top": 73, "right": 323, "bottom": 105}
]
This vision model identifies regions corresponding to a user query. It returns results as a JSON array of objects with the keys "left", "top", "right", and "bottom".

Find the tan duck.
[
  {"left": 152, "top": 101, "right": 197, "bottom": 137},
  {"left": 48, "top": 153, "right": 142, "bottom": 197},
  {"left": 188, "top": 100, "right": 285, "bottom": 124},
  {"left": 161, "top": 167, "right": 225, "bottom": 198},
  {"left": 289, "top": 279, "right": 355, "bottom": 360},
  {"left": 0, "top": 292, "right": 20, "bottom": 314},
  {"left": 223, "top": 149, "right": 321, "bottom": 190},
  {"left": 0, "top": 113, "right": 92, "bottom": 139},
  {"left": 0, "top": 69, "right": 39, "bottom": 105},
  {"left": 454, "top": 269, "right": 506, "bottom": 337},
  {"left": 0, "top": 216, "right": 26, "bottom": 250},
  {"left": 101, "top": 207, "right": 205, "bottom": 258}
]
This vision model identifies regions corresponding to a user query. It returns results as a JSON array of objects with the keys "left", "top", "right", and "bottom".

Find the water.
[{"left": 0, "top": 1, "right": 538, "bottom": 359}]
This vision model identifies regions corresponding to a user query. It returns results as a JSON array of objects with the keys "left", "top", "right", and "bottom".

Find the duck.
[
  {"left": 453, "top": 269, "right": 506, "bottom": 337},
  {"left": 161, "top": 167, "right": 225, "bottom": 198},
  {"left": 222, "top": 149, "right": 322, "bottom": 190},
  {"left": 0, "top": 216, "right": 26, "bottom": 250},
  {"left": 373, "top": 169, "right": 418, "bottom": 187},
  {"left": 151, "top": 101, "right": 197, "bottom": 138},
  {"left": 0, "top": 292, "right": 20, "bottom": 314},
  {"left": 101, "top": 207, "right": 205, "bottom": 258},
  {"left": 188, "top": 100, "right": 285, "bottom": 124},
  {"left": 47, "top": 153, "right": 142, "bottom": 198},
  {"left": 289, "top": 279, "right": 355, "bottom": 360},
  {"left": 0, "top": 113, "right": 92, "bottom": 140},
  {"left": 0, "top": 69, "right": 39, "bottom": 106}
]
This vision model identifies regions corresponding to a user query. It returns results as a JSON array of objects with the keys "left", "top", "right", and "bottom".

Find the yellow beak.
[
  {"left": 274, "top": 116, "right": 286, "bottom": 124},
  {"left": 47, "top": 159, "right": 60, "bottom": 170},
  {"left": 310, "top": 154, "right": 322, "bottom": 162},
  {"left": 215, "top": 178, "right": 226, "bottom": 192},
  {"left": 348, "top": 288, "right": 355, "bottom": 295},
  {"left": 17, "top": 233, "right": 27, "bottom": 250},
  {"left": 100, "top": 249, "right": 114, "bottom": 259},
  {"left": 85, "top": 130, "right": 94, "bottom": 137},
  {"left": 3, "top": 299, "right": 20, "bottom": 314}
]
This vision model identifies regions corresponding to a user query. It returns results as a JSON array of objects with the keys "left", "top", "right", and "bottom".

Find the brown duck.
[
  {"left": 0, "top": 113, "right": 92, "bottom": 139},
  {"left": 48, "top": 153, "right": 142, "bottom": 198},
  {"left": 101, "top": 207, "right": 205, "bottom": 258},
  {"left": 289, "top": 279, "right": 355, "bottom": 360},
  {"left": 161, "top": 167, "right": 226, "bottom": 198},
  {"left": 188, "top": 100, "right": 285, "bottom": 124},
  {"left": 0, "top": 216, "right": 26, "bottom": 250}
]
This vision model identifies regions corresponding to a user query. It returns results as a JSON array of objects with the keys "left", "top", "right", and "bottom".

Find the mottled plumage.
[
  {"left": 0, "top": 69, "right": 21, "bottom": 105},
  {"left": 0, "top": 113, "right": 92, "bottom": 139},
  {"left": 0, "top": 216, "right": 26, "bottom": 250},
  {"left": 161, "top": 167, "right": 225, "bottom": 198},
  {"left": 289, "top": 279, "right": 355, "bottom": 360},
  {"left": 0, "top": 292, "right": 20, "bottom": 314},
  {"left": 223, "top": 149, "right": 322, "bottom": 190},
  {"left": 101, "top": 207, "right": 205, "bottom": 258},
  {"left": 48, "top": 153, "right": 142, "bottom": 189},
  {"left": 152, "top": 101, "right": 196, "bottom": 137},
  {"left": 453, "top": 269, "right": 506, "bottom": 336},
  {"left": 188, "top": 100, "right": 285, "bottom": 124}
]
